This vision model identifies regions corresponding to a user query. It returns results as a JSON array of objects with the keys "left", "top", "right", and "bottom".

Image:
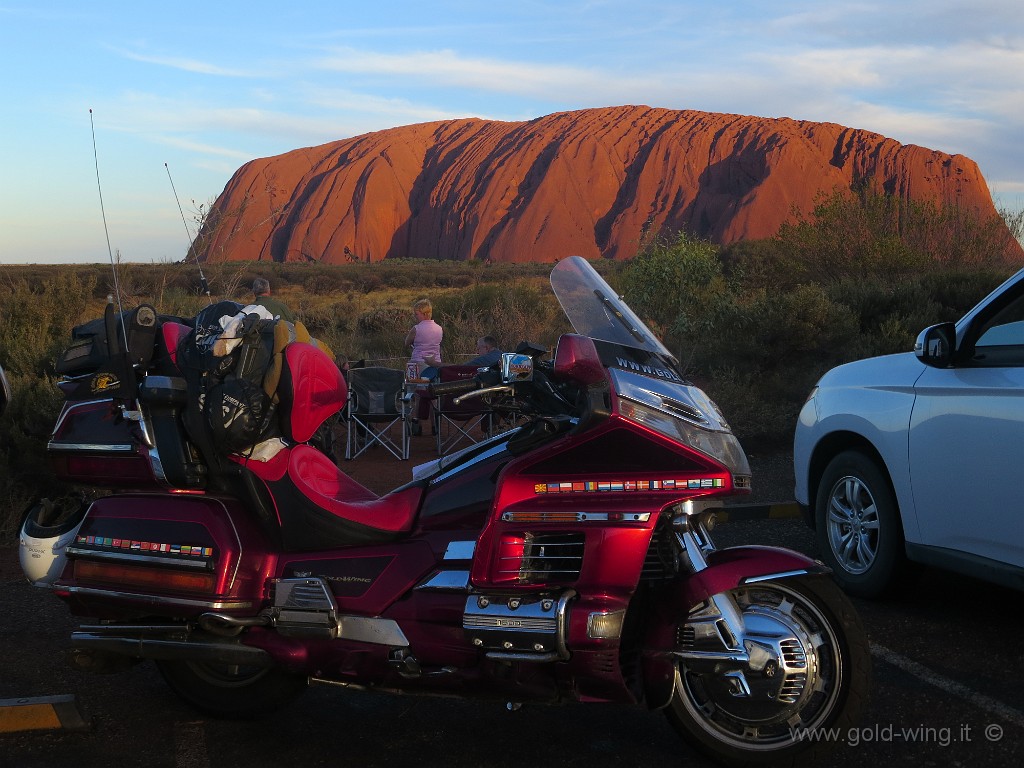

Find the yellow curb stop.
[{"left": 0, "top": 695, "right": 90, "bottom": 733}]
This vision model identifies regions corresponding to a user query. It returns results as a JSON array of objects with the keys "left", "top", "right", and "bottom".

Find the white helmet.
[{"left": 19, "top": 499, "right": 87, "bottom": 586}]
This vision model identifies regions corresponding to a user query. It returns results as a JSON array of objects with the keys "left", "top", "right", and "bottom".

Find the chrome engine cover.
[{"left": 462, "top": 592, "right": 572, "bottom": 660}]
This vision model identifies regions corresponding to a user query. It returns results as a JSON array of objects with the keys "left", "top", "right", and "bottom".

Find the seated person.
[{"left": 421, "top": 336, "right": 501, "bottom": 381}]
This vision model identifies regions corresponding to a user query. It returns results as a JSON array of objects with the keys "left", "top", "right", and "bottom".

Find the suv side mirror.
[{"left": 914, "top": 322, "right": 956, "bottom": 368}]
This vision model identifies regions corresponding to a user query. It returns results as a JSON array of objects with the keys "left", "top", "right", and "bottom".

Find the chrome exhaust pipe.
[{"left": 70, "top": 631, "right": 273, "bottom": 667}]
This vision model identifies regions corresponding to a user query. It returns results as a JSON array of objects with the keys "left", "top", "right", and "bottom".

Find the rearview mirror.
[
  {"left": 500, "top": 353, "right": 534, "bottom": 383},
  {"left": 914, "top": 322, "right": 956, "bottom": 368}
]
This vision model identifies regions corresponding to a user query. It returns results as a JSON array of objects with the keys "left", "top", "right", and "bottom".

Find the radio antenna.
[
  {"left": 89, "top": 108, "right": 130, "bottom": 351},
  {"left": 165, "top": 162, "right": 212, "bottom": 304}
]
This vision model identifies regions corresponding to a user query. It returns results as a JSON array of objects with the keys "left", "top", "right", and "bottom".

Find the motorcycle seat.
[{"left": 233, "top": 445, "right": 423, "bottom": 548}]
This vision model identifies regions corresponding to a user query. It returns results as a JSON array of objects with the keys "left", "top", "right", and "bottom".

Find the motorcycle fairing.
[
  {"left": 471, "top": 418, "right": 734, "bottom": 591},
  {"left": 279, "top": 538, "right": 440, "bottom": 615}
]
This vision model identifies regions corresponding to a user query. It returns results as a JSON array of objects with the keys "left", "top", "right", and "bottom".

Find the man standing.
[{"left": 252, "top": 277, "right": 295, "bottom": 321}]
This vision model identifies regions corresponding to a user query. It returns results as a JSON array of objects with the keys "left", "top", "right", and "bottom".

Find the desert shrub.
[
  {"left": 0, "top": 372, "right": 72, "bottom": 537},
  {"left": 623, "top": 232, "right": 735, "bottom": 368},
  {"left": 690, "top": 285, "right": 860, "bottom": 445},
  {"left": 917, "top": 269, "right": 1012, "bottom": 317},
  {"left": 701, "top": 367, "right": 808, "bottom": 450},
  {"left": 432, "top": 283, "right": 565, "bottom": 360},
  {"left": 0, "top": 272, "right": 97, "bottom": 375},
  {"left": 770, "top": 184, "right": 1020, "bottom": 286},
  {"left": 303, "top": 273, "right": 341, "bottom": 295}
]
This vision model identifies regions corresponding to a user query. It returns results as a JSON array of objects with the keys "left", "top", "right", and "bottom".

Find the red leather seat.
[{"left": 233, "top": 445, "right": 422, "bottom": 548}]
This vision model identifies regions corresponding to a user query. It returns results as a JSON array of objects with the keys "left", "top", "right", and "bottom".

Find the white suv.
[{"left": 794, "top": 268, "right": 1024, "bottom": 597}]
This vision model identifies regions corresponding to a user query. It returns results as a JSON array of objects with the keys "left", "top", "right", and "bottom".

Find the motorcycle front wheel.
[
  {"left": 156, "top": 658, "right": 307, "bottom": 719},
  {"left": 665, "top": 576, "right": 870, "bottom": 768}
]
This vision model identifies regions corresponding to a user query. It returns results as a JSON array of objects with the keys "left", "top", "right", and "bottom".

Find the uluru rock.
[{"left": 196, "top": 105, "right": 1012, "bottom": 263}]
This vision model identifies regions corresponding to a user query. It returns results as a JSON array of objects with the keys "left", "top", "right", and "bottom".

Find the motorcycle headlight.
[{"left": 617, "top": 397, "right": 751, "bottom": 477}]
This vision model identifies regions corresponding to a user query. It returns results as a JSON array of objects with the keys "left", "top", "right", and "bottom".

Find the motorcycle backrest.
[
  {"left": 277, "top": 342, "right": 348, "bottom": 443},
  {"left": 157, "top": 322, "right": 192, "bottom": 374}
]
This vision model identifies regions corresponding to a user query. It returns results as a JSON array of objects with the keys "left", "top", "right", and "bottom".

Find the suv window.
[{"left": 968, "top": 292, "right": 1024, "bottom": 367}]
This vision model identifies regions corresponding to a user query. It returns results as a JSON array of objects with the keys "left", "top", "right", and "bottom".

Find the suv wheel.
[{"left": 815, "top": 450, "right": 904, "bottom": 598}]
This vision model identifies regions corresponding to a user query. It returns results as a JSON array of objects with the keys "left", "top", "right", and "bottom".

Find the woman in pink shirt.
[
  {"left": 404, "top": 299, "right": 443, "bottom": 434},
  {"left": 404, "top": 298, "right": 443, "bottom": 374}
]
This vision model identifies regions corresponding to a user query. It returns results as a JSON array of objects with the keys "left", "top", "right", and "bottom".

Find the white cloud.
[
  {"left": 313, "top": 46, "right": 645, "bottom": 100},
  {"left": 113, "top": 48, "right": 259, "bottom": 77}
]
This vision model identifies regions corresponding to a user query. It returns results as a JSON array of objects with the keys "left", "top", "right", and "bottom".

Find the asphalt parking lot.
[{"left": 2, "top": 513, "right": 1021, "bottom": 768}]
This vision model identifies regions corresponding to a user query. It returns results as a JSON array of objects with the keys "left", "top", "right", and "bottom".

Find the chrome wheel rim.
[
  {"left": 825, "top": 474, "right": 879, "bottom": 575},
  {"left": 675, "top": 583, "right": 845, "bottom": 749}
]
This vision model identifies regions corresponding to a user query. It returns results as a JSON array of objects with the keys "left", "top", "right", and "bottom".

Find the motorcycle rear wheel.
[
  {"left": 156, "top": 659, "right": 307, "bottom": 719},
  {"left": 665, "top": 576, "right": 870, "bottom": 768}
]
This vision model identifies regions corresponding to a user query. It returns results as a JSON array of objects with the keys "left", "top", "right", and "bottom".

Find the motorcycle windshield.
[{"left": 550, "top": 256, "right": 675, "bottom": 362}]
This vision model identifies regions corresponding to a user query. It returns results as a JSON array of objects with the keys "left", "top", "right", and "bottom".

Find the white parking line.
[
  {"left": 175, "top": 721, "right": 211, "bottom": 768},
  {"left": 872, "top": 644, "right": 1024, "bottom": 729}
]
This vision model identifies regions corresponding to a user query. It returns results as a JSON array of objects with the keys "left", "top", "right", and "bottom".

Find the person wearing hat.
[{"left": 252, "top": 277, "right": 295, "bottom": 322}]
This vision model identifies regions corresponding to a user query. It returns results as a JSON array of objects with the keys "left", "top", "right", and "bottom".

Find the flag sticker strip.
[
  {"left": 534, "top": 477, "right": 724, "bottom": 494},
  {"left": 76, "top": 535, "right": 213, "bottom": 558}
]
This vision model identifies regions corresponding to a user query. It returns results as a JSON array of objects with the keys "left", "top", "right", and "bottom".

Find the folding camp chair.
[
  {"left": 433, "top": 365, "right": 493, "bottom": 455},
  {"left": 344, "top": 367, "right": 409, "bottom": 460}
]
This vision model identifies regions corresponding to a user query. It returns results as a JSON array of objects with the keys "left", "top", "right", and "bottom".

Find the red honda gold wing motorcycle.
[{"left": 14, "top": 256, "right": 869, "bottom": 767}]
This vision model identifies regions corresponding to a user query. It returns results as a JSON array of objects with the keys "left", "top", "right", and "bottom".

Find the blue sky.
[{"left": 1, "top": 1, "right": 1021, "bottom": 264}]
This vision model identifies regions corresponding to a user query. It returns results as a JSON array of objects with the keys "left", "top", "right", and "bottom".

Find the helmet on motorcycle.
[{"left": 19, "top": 498, "right": 88, "bottom": 586}]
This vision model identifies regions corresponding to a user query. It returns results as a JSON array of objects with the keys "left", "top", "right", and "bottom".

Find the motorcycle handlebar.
[{"left": 428, "top": 378, "right": 481, "bottom": 397}]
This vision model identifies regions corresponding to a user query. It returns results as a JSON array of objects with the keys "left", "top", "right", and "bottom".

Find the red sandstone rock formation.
[{"left": 196, "top": 106, "right": 1011, "bottom": 263}]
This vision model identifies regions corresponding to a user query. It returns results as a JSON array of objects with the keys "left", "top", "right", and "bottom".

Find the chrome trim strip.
[
  {"left": 62, "top": 585, "right": 253, "bottom": 610},
  {"left": 484, "top": 651, "right": 561, "bottom": 663},
  {"left": 415, "top": 570, "right": 471, "bottom": 591},
  {"left": 501, "top": 511, "right": 652, "bottom": 523},
  {"left": 430, "top": 442, "right": 508, "bottom": 485},
  {"left": 740, "top": 569, "right": 812, "bottom": 585},
  {"left": 581, "top": 512, "right": 651, "bottom": 522},
  {"left": 47, "top": 442, "right": 135, "bottom": 453},
  {"left": 122, "top": 401, "right": 155, "bottom": 448},
  {"left": 148, "top": 445, "right": 169, "bottom": 482},
  {"left": 443, "top": 541, "right": 476, "bottom": 561},
  {"left": 66, "top": 547, "right": 211, "bottom": 569},
  {"left": 213, "top": 497, "right": 245, "bottom": 592},
  {"left": 673, "top": 649, "right": 751, "bottom": 663}
]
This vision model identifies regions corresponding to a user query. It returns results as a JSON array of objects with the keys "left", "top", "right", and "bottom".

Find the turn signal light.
[{"left": 587, "top": 610, "right": 626, "bottom": 639}]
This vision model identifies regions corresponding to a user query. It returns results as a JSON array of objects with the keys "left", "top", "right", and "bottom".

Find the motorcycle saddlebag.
[{"left": 58, "top": 494, "right": 266, "bottom": 617}]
